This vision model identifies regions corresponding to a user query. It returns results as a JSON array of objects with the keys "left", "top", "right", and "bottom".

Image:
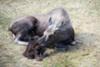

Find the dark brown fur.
[
  {"left": 9, "top": 8, "right": 75, "bottom": 61},
  {"left": 23, "top": 36, "right": 46, "bottom": 61}
]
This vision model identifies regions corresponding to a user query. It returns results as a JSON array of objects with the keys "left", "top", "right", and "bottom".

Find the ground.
[{"left": 0, "top": 0, "right": 100, "bottom": 67}]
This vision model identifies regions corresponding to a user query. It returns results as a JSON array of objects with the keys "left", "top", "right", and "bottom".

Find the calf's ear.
[
  {"left": 30, "top": 16, "right": 39, "bottom": 28},
  {"left": 30, "top": 16, "right": 44, "bottom": 36},
  {"left": 29, "top": 16, "right": 39, "bottom": 34}
]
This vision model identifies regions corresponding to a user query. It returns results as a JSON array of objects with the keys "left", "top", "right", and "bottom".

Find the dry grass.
[{"left": 0, "top": 0, "right": 100, "bottom": 67}]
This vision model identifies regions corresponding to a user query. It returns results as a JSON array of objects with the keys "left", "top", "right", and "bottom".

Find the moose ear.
[
  {"left": 49, "top": 17, "right": 52, "bottom": 25},
  {"left": 31, "top": 17, "right": 39, "bottom": 27},
  {"left": 28, "top": 16, "right": 40, "bottom": 35}
]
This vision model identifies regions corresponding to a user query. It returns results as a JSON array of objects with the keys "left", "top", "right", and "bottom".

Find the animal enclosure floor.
[{"left": 0, "top": 0, "right": 100, "bottom": 67}]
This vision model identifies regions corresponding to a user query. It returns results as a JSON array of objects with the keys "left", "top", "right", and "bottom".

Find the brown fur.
[
  {"left": 23, "top": 36, "right": 46, "bottom": 61},
  {"left": 9, "top": 8, "right": 75, "bottom": 61}
]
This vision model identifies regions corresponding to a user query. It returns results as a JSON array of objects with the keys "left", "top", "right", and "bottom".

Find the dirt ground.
[{"left": 0, "top": 0, "right": 100, "bottom": 67}]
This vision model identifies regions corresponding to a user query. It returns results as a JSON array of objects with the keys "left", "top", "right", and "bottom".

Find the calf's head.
[{"left": 8, "top": 16, "right": 39, "bottom": 45}]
